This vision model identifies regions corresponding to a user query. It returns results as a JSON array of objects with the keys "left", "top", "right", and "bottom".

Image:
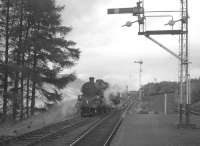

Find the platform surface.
[{"left": 111, "top": 107, "right": 200, "bottom": 146}]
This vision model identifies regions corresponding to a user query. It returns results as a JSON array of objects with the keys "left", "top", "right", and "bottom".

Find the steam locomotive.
[{"left": 77, "top": 77, "right": 110, "bottom": 117}]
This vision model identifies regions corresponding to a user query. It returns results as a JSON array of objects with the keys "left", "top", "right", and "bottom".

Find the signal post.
[{"left": 107, "top": 0, "right": 195, "bottom": 128}]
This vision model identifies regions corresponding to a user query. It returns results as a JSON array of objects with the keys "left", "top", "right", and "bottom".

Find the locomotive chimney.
[{"left": 89, "top": 77, "right": 95, "bottom": 83}]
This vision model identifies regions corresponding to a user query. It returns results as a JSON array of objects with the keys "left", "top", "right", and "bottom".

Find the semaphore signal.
[{"left": 107, "top": 0, "right": 194, "bottom": 128}]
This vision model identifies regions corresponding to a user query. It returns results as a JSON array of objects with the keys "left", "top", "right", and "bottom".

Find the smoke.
[
  {"left": 31, "top": 90, "right": 79, "bottom": 125},
  {"left": 104, "top": 84, "right": 125, "bottom": 105},
  {"left": 35, "top": 99, "right": 78, "bottom": 126},
  {"left": 35, "top": 79, "right": 82, "bottom": 125},
  {"left": 1, "top": 80, "right": 82, "bottom": 136},
  {"left": 60, "top": 99, "right": 78, "bottom": 117},
  {"left": 1, "top": 99, "right": 78, "bottom": 136}
]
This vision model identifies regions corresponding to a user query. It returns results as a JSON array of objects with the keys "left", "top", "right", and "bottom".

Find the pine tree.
[
  {"left": 23, "top": 0, "right": 80, "bottom": 115},
  {"left": 0, "top": 0, "right": 80, "bottom": 120},
  {"left": 2, "top": 0, "right": 10, "bottom": 121}
]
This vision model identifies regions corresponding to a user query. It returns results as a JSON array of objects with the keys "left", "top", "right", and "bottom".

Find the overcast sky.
[{"left": 57, "top": 0, "right": 200, "bottom": 90}]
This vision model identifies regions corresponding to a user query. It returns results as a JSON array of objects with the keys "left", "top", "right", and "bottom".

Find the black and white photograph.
[{"left": 0, "top": 0, "right": 200, "bottom": 146}]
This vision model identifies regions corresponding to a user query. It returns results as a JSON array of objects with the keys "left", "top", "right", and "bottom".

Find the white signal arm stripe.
[{"left": 114, "top": 9, "right": 120, "bottom": 14}]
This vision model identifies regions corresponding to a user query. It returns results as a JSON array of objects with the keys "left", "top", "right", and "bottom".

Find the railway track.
[
  {"left": 70, "top": 99, "right": 134, "bottom": 146},
  {"left": 34, "top": 100, "right": 134, "bottom": 146},
  {"left": 0, "top": 98, "right": 135, "bottom": 146},
  {"left": 0, "top": 116, "right": 100, "bottom": 146}
]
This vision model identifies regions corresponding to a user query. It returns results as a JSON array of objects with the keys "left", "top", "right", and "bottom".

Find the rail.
[
  {"left": 70, "top": 98, "right": 135, "bottom": 146},
  {"left": 103, "top": 100, "right": 134, "bottom": 146},
  {"left": 0, "top": 116, "right": 97, "bottom": 146},
  {"left": 70, "top": 112, "right": 115, "bottom": 146}
]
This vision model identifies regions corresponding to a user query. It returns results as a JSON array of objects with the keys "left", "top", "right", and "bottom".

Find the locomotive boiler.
[{"left": 77, "top": 77, "right": 109, "bottom": 117}]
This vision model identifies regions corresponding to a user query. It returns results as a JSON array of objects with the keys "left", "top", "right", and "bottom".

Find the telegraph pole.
[{"left": 134, "top": 60, "right": 143, "bottom": 100}]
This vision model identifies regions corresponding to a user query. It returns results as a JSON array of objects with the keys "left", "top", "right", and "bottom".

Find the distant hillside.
[
  {"left": 141, "top": 81, "right": 178, "bottom": 113},
  {"left": 141, "top": 79, "right": 200, "bottom": 113},
  {"left": 142, "top": 93, "right": 177, "bottom": 114}
]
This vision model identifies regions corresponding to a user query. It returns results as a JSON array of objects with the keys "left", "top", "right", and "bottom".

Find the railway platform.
[{"left": 111, "top": 105, "right": 200, "bottom": 146}]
